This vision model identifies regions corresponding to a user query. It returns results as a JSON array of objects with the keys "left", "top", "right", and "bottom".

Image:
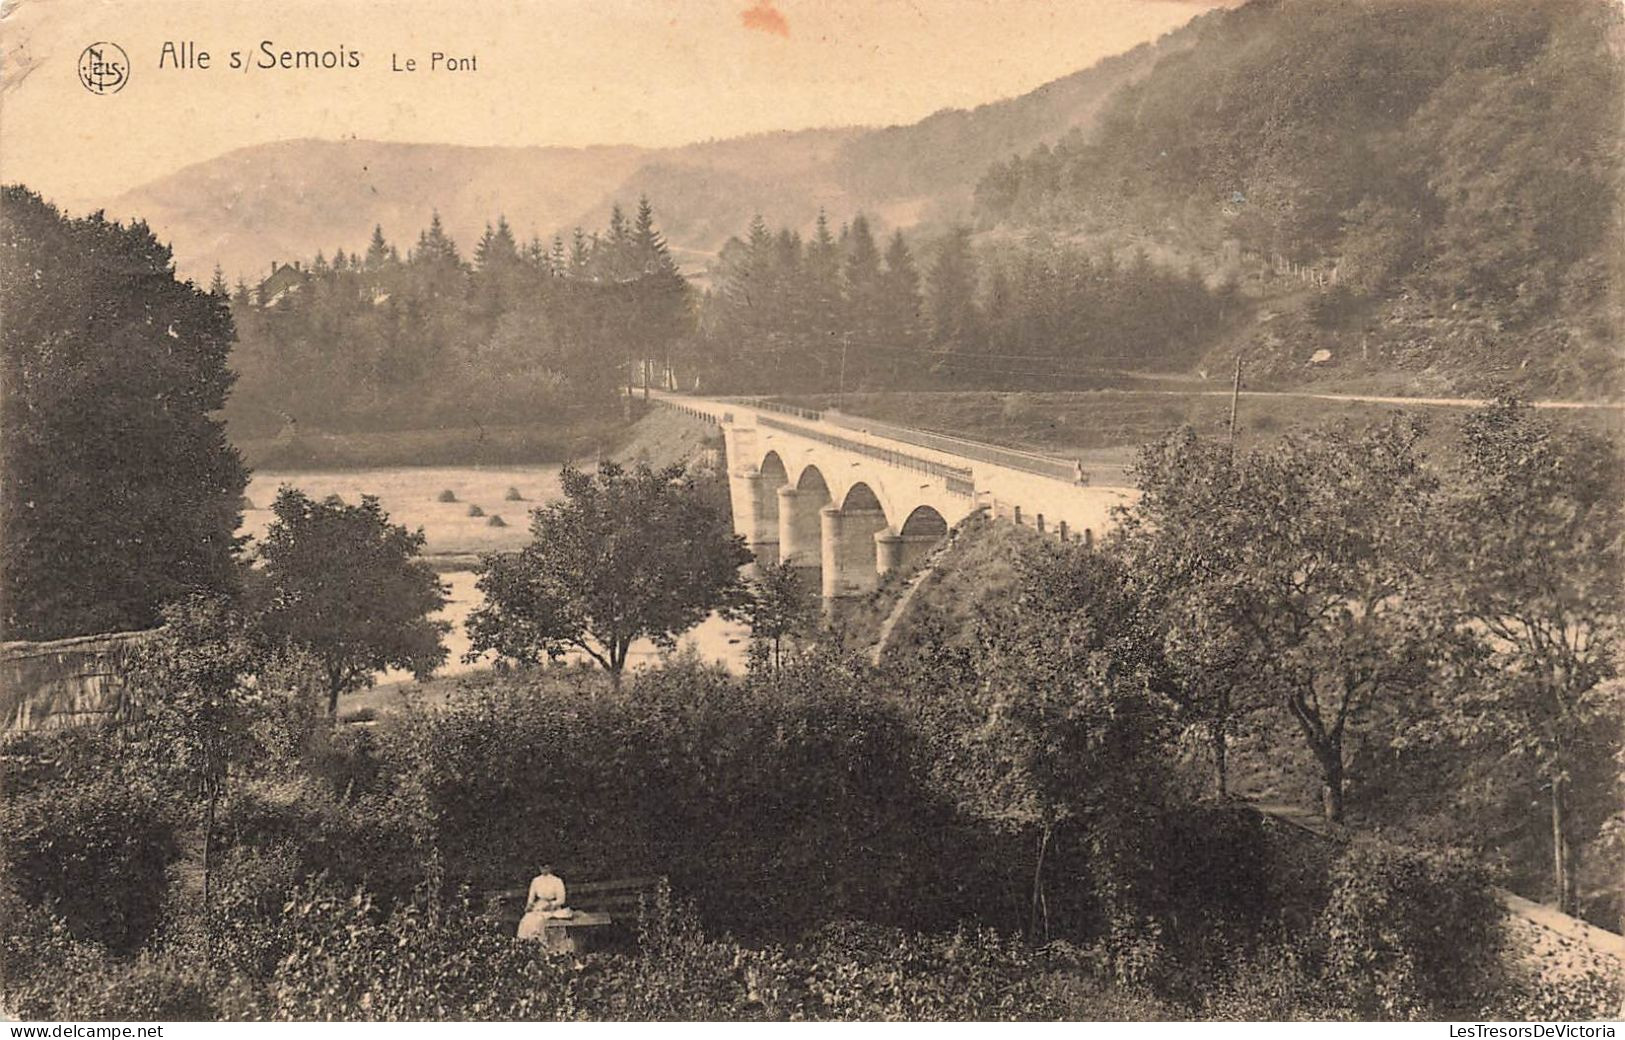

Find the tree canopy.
[
  {"left": 467, "top": 461, "right": 751, "bottom": 680},
  {"left": 0, "top": 186, "right": 249, "bottom": 640},
  {"left": 1423, "top": 400, "right": 1623, "bottom": 913},
  {"left": 1118, "top": 417, "right": 1438, "bottom": 821},
  {"left": 254, "top": 488, "right": 449, "bottom": 714}
]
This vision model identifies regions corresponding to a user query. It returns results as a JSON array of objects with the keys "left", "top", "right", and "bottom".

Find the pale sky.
[{"left": 1, "top": 0, "right": 1221, "bottom": 207}]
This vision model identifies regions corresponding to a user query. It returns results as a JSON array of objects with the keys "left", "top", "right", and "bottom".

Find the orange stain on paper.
[{"left": 742, "top": 1, "right": 790, "bottom": 38}]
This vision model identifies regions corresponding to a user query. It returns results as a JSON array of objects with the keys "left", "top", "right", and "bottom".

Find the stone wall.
[{"left": 1, "top": 629, "right": 156, "bottom": 733}]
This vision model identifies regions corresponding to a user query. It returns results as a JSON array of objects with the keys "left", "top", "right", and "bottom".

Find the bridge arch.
[
  {"left": 874, "top": 504, "right": 950, "bottom": 576},
  {"left": 900, "top": 505, "right": 949, "bottom": 538},
  {"left": 794, "top": 463, "right": 830, "bottom": 499},
  {"left": 840, "top": 481, "right": 885, "bottom": 515},
  {"left": 776, "top": 462, "right": 831, "bottom": 577},
  {"left": 759, "top": 450, "right": 789, "bottom": 488},
  {"left": 822, "top": 479, "right": 890, "bottom": 603}
]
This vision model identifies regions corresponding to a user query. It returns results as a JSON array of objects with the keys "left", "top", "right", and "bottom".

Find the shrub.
[
  {"left": 221, "top": 778, "right": 429, "bottom": 908},
  {"left": 0, "top": 885, "right": 217, "bottom": 1021},
  {"left": 437, "top": 489, "right": 457, "bottom": 502},
  {"left": 379, "top": 660, "right": 976, "bottom": 939},
  {"left": 310, "top": 723, "right": 391, "bottom": 802},
  {"left": 0, "top": 773, "right": 178, "bottom": 953},
  {"left": 1001, "top": 392, "right": 1040, "bottom": 423},
  {"left": 467, "top": 504, "right": 485, "bottom": 517},
  {"left": 1198, "top": 940, "right": 1345, "bottom": 1021},
  {"left": 244, "top": 882, "right": 583, "bottom": 1020},
  {"left": 505, "top": 487, "right": 524, "bottom": 501},
  {"left": 1317, "top": 838, "right": 1504, "bottom": 1019}
]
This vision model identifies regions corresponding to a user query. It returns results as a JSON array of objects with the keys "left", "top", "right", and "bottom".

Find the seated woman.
[{"left": 515, "top": 863, "right": 571, "bottom": 947}]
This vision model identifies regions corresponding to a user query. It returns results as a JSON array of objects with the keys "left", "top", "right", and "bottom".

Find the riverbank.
[{"left": 234, "top": 414, "right": 632, "bottom": 471}]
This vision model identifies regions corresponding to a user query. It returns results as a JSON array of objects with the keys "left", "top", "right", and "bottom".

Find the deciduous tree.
[
  {"left": 1426, "top": 400, "right": 1622, "bottom": 914},
  {"left": 255, "top": 488, "right": 449, "bottom": 714},
  {"left": 737, "top": 561, "right": 817, "bottom": 675},
  {"left": 467, "top": 461, "right": 751, "bottom": 683},
  {"left": 1120, "top": 419, "right": 1438, "bottom": 822},
  {"left": 0, "top": 186, "right": 248, "bottom": 639},
  {"left": 126, "top": 596, "right": 267, "bottom": 907}
]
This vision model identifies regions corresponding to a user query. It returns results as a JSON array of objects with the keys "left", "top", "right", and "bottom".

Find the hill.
[
  {"left": 972, "top": 0, "right": 1625, "bottom": 399},
  {"left": 86, "top": 19, "right": 1202, "bottom": 283}
]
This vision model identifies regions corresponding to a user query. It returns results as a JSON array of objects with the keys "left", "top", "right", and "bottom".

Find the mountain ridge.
[{"left": 77, "top": 15, "right": 1207, "bottom": 282}]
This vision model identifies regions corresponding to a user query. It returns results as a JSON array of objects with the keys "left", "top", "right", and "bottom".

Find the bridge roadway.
[{"left": 646, "top": 390, "right": 1137, "bottom": 606}]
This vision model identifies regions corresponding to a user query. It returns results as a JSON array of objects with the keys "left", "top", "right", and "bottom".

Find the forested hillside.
[
  {"left": 96, "top": 18, "right": 1197, "bottom": 284},
  {"left": 224, "top": 201, "right": 685, "bottom": 444},
  {"left": 974, "top": 0, "right": 1624, "bottom": 398},
  {"left": 690, "top": 213, "right": 1232, "bottom": 392}
]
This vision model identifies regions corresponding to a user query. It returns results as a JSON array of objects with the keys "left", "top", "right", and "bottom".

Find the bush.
[
  {"left": 467, "top": 504, "right": 485, "bottom": 517},
  {"left": 1198, "top": 940, "right": 1345, "bottom": 1021},
  {"left": 0, "top": 771, "right": 178, "bottom": 953},
  {"left": 310, "top": 723, "right": 391, "bottom": 801},
  {"left": 1001, "top": 392, "right": 1040, "bottom": 423},
  {"left": 0, "top": 886, "right": 217, "bottom": 1021},
  {"left": 437, "top": 489, "right": 457, "bottom": 502},
  {"left": 221, "top": 778, "right": 429, "bottom": 908},
  {"left": 486, "top": 514, "right": 507, "bottom": 527},
  {"left": 379, "top": 659, "right": 979, "bottom": 939},
  {"left": 1317, "top": 838, "right": 1504, "bottom": 1019},
  {"left": 505, "top": 487, "right": 524, "bottom": 501},
  {"left": 236, "top": 880, "right": 1165, "bottom": 1021}
]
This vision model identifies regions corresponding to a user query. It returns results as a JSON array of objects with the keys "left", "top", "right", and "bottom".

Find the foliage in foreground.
[
  {"left": 4, "top": 860, "right": 1613, "bottom": 1022},
  {"left": 0, "top": 186, "right": 248, "bottom": 640},
  {"left": 3, "top": 661, "right": 1619, "bottom": 1021}
]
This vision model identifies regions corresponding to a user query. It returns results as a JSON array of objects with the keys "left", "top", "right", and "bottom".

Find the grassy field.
[{"left": 242, "top": 465, "right": 555, "bottom": 559}]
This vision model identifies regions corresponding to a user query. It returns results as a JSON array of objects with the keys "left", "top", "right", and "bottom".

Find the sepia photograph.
[{"left": 1, "top": 0, "right": 1623, "bottom": 1026}]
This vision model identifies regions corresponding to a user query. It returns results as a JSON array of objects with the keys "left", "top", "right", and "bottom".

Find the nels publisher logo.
[{"left": 78, "top": 42, "right": 129, "bottom": 95}]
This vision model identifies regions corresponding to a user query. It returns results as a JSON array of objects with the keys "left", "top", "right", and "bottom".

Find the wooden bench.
[{"left": 490, "top": 875, "right": 666, "bottom": 936}]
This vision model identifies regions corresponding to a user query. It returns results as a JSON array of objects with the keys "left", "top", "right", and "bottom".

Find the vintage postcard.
[{"left": 2, "top": 0, "right": 1622, "bottom": 1027}]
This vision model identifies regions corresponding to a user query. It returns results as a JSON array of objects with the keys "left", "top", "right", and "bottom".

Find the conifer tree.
[
  {"left": 879, "top": 230, "right": 923, "bottom": 357},
  {"left": 365, "top": 225, "right": 392, "bottom": 270},
  {"left": 926, "top": 226, "right": 979, "bottom": 346}
]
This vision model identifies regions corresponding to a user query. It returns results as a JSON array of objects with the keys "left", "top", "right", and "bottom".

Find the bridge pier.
[
  {"left": 821, "top": 505, "right": 888, "bottom": 604},
  {"left": 777, "top": 485, "right": 823, "bottom": 577},
  {"left": 738, "top": 469, "right": 780, "bottom": 566},
  {"left": 875, "top": 530, "right": 939, "bottom": 575}
]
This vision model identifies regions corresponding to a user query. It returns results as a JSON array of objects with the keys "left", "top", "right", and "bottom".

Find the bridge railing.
[
  {"left": 756, "top": 415, "right": 975, "bottom": 497},
  {"left": 738, "top": 397, "right": 825, "bottom": 422},
  {"left": 657, "top": 391, "right": 1079, "bottom": 485},
  {"left": 822, "top": 413, "right": 1081, "bottom": 484},
  {"left": 648, "top": 397, "right": 731, "bottom": 426}
]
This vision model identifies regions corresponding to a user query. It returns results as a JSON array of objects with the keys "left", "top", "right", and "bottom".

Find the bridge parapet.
[
  {"left": 756, "top": 414, "right": 974, "bottom": 497},
  {"left": 824, "top": 413, "right": 1081, "bottom": 484}
]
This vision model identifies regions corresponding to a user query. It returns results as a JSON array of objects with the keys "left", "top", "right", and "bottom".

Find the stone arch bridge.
[{"left": 648, "top": 391, "right": 1138, "bottom": 607}]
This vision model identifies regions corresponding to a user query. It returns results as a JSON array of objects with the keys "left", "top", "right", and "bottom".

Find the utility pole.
[
  {"left": 836, "top": 333, "right": 850, "bottom": 412},
  {"left": 1228, "top": 355, "right": 1243, "bottom": 456}
]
